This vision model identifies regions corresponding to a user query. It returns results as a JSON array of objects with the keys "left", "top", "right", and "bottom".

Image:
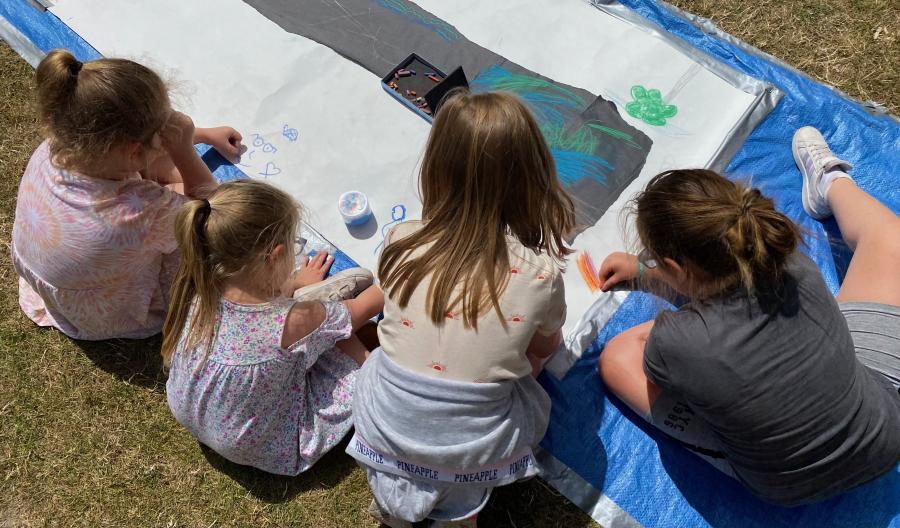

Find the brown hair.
[
  {"left": 378, "top": 90, "right": 575, "bottom": 328},
  {"left": 634, "top": 169, "right": 800, "bottom": 298},
  {"left": 35, "top": 49, "right": 170, "bottom": 172},
  {"left": 161, "top": 180, "right": 300, "bottom": 365}
]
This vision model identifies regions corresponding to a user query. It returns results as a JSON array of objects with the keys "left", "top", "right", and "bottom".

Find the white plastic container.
[{"left": 338, "top": 190, "right": 373, "bottom": 226}]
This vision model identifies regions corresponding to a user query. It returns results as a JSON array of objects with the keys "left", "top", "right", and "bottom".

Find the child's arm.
[
  {"left": 527, "top": 329, "right": 562, "bottom": 359},
  {"left": 598, "top": 251, "right": 668, "bottom": 292},
  {"left": 525, "top": 329, "right": 562, "bottom": 378},
  {"left": 527, "top": 269, "right": 566, "bottom": 377},
  {"left": 161, "top": 112, "right": 218, "bottom": 198},
  {"left": 343, "top": 285, "right": 385, "bottom": 331},
  {"left": 194, "top": 126, "right": 243, "bottom": 163}
]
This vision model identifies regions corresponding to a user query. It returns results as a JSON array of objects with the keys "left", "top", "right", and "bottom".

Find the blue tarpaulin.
[
  {"left": 538, "top": 2, "right": 900, "bottom": 527},
  {"left": 2, "top": 1, "right": 898, "bottom": 526}
]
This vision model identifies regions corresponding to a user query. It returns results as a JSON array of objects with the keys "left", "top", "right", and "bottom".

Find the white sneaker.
[
  {"left": 429, "top": 517, "right": 478, "bottom": 527},
  {"left": 791, "top": 126, "right": 853, "bottom": 219},
  {"left": 292, "top": 267, "right": 374, "bottom": 302}
]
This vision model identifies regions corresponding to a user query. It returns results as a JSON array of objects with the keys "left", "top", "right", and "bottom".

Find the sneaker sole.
[{"left": 293, "top": 267, "right": 374, "bottom": 301}]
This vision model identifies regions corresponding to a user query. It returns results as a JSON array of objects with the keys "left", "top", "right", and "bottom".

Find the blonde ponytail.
[
  {"left": 35, "top": 49, "right": 81, "bottom": 123},
  {"left": 34, "top": 49, "right": 170, "bottom": 173},
  {"left": 161, "top": 180, "right": 301, "bottom": 365},
  {"left": 161, "top": 199, "right": 218, "bottom": 365}
]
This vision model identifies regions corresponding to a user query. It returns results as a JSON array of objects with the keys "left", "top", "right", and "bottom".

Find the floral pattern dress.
[
  {"left": 166, "top": 298, "right": 358, "bottom": 476},
  {"left": 11, "top": 140, "right": 187, "bottom": 340}
]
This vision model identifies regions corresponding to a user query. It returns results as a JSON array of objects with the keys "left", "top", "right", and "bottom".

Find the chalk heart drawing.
[
  {"left": 625, "top": 85, "right": 678, "bottom": 126},
  {"left": 258, "top": 161, "right": 282, "bottom": 178}
]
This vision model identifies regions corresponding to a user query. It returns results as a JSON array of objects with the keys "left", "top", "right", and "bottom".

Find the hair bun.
[
  {"left": 68, "top": 59, "right": 83, "bottom": 76},
  {"left": 739, "top": 188, "right": 761, "bottom": 216}
]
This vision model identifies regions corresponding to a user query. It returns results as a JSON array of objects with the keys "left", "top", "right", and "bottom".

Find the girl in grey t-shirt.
[{"left": 596, "top": 127, "right": 900, "bottom": 506}]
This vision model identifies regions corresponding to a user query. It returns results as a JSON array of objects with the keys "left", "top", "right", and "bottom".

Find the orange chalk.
[{"left": 577, "top": 252, "right": 602, "bottom": 292}]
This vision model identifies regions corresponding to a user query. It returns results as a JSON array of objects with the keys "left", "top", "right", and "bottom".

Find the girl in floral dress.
[{"left": 163, "top": 180, "right": 383, "bottom": 475}]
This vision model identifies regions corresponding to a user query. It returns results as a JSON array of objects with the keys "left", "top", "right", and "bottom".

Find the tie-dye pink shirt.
[{"left": 11, "top": 140, "right": 188, "bottom": 340}]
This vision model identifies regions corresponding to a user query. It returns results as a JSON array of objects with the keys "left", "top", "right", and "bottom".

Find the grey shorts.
[
  {"left": 840, "top": 301, "right": 900, "bottom": 390},
  {"left": 361, "top": 465, "right": 491, "bottom": 523},
  {"left": 648, "top": 301, "right": 900, "bottom": 475}
]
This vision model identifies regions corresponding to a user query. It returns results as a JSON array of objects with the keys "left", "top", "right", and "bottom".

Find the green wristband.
[{"left": 637, "top": 261, "right": 646, "bottom": 279}]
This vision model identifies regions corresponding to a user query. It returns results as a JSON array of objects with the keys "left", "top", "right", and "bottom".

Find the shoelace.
[{"left": 803, "top": 143, "right": 842, "bottom": 175}]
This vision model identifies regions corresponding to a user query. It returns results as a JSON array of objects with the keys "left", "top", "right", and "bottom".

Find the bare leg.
[
  {"left": 336, "top": 334, "right": 368, "bottom": 366},
  {"left": 355, "top": 320, "right": 380, "bottom": 351},
  {"left": 597, "top": 321, "right": 661, "bottom": 418},
  {"left": 828, "top": 179, "right": 900, "bottom": 306}
]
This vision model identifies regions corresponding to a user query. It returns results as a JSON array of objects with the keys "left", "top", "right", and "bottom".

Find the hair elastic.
[
  {"left": 69, "top": 60, "right": 83, "bottom": 76},
  {"left": 195, "top": 199, "right": 212, "bottom": 245}
]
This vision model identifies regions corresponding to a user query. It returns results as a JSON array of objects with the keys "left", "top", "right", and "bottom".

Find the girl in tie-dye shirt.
[{"left": 12, "top": 49, "right": 240, "bottom": 340}]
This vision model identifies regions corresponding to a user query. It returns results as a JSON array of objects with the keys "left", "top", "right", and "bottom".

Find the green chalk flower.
[{"left": 625, "top": 85, "right": 678, "bottom": 126}]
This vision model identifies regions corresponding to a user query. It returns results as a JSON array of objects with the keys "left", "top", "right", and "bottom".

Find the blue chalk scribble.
[
  {"left": 373, "top": 203, "right": 408, "bottom": 255},
  {"left": 471, "top": 65, "right": 584, "bottom": 127},
  {"left": 469, "top": 65, "right": 646, "bottom": 189},
  {"left": 283, "top": 124, "right": 299, "bottom": 142},
  {"left": 375, "top": 0, "right": 461, "bottom": 42},
  {"left": 258, "top": 161, "right": 282, "bottom": 178},
  {"left": 552, "top": 149, "right": 612, "bottom": 187}
]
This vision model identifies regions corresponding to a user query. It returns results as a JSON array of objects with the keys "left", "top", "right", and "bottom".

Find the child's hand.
[
  {"left": 598, "top": 252, "right": 639, "bottom": 291},
  {"left": 197, "top": 126, "right": 243, "bottom": 163},
  {"left": 293, "top": 252, "right": 334, "bottom": 289},
  {"left": 160, "top": 111, "right": 197, "bottom": 161}
]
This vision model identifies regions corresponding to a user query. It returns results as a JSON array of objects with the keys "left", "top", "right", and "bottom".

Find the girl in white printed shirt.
[{"left": 348, "top": 91, "right": 574, "bottom": 528}]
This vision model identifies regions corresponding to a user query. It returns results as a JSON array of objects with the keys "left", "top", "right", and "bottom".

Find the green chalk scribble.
[
  {"left": 584, "top": 122, "right": 644, "bottom": 150},
  {"left": 625, "top": 85, "right": 678, "bottom": 126},
  {"left": 542, "top": 123, "right": 597, "bottom": 155}
]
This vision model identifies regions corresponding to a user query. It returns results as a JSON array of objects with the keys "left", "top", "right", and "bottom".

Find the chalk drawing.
[
  {"left": 373, "top": 203, "right": 407, "bottom": 255},
  {"left": 258, "top": 161, "right": 282, "bottom": 178},
  {"left": 625, "top": 85, "right": 678, "bottom": 126},
  {"left": 283, "top": 124, "right": 299, "bottom": 142},
  {"left": 576, "top": 252, "right": 602, "bottom": 292},
  {"left": 375, "top": 0, "right": 461, "bottom": 42}
]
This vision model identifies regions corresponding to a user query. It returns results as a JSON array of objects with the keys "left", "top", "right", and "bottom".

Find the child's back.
[
  {"left": 163, "top": 180, "right": 383, "bottom": 476},
  {"left": 13, "top": 141, "right": 185, "bottom": 339},
  {"left": 350, "top": 91, "right": 575, "bottom": 527},
  {"left": 379, "top": 221, "right": 565, "bottom": 382},
  {"left": 167, "top": 297, "right": 355, "bottom": 475},
  {"left": 12, "top": 50, "right": 227, "bottom": 340}
]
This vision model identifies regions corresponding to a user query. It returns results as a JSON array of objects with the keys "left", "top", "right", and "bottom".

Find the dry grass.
[
  {"left": 1, "top": 1, "right": 897, "bottom": 525},
  {"left": 0, "top": 41, "right": 594, "bottom": 528},
  {"left": 670, "top": 0, "right": 900, "bottom": 113}
]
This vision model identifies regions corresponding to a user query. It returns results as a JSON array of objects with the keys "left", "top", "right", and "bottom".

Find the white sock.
[{"left": 820, "top": 168, "right": 853, "bottom": 198}]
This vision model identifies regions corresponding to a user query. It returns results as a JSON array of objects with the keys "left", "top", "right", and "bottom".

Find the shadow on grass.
[
  {"left": 199, "top": 435, "right": 359, "bottom": 503},
  {"left": 202, "top": 434, "right": 593, "bottom": 525},
  {"left": 73, "top": 334, "right": 168, "bottom": 392},
  {"left": 481, "top": 477, "right": 597, "bottom": 528}
]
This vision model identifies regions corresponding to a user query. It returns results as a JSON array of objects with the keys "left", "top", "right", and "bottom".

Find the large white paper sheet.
[
  {"left": 412, "top": 1, "right": 764, "bottom": 373},
  {"left": 52, "top": 0, "right": 430, "bottom": 273},
  {"left": 50, "top": 0, "right": 768, "bottom": 376}
]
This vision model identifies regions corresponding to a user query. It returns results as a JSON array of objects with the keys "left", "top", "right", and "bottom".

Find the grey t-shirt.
[{"left": 644, "top": 253, "right": 900, "bottom": 505}]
